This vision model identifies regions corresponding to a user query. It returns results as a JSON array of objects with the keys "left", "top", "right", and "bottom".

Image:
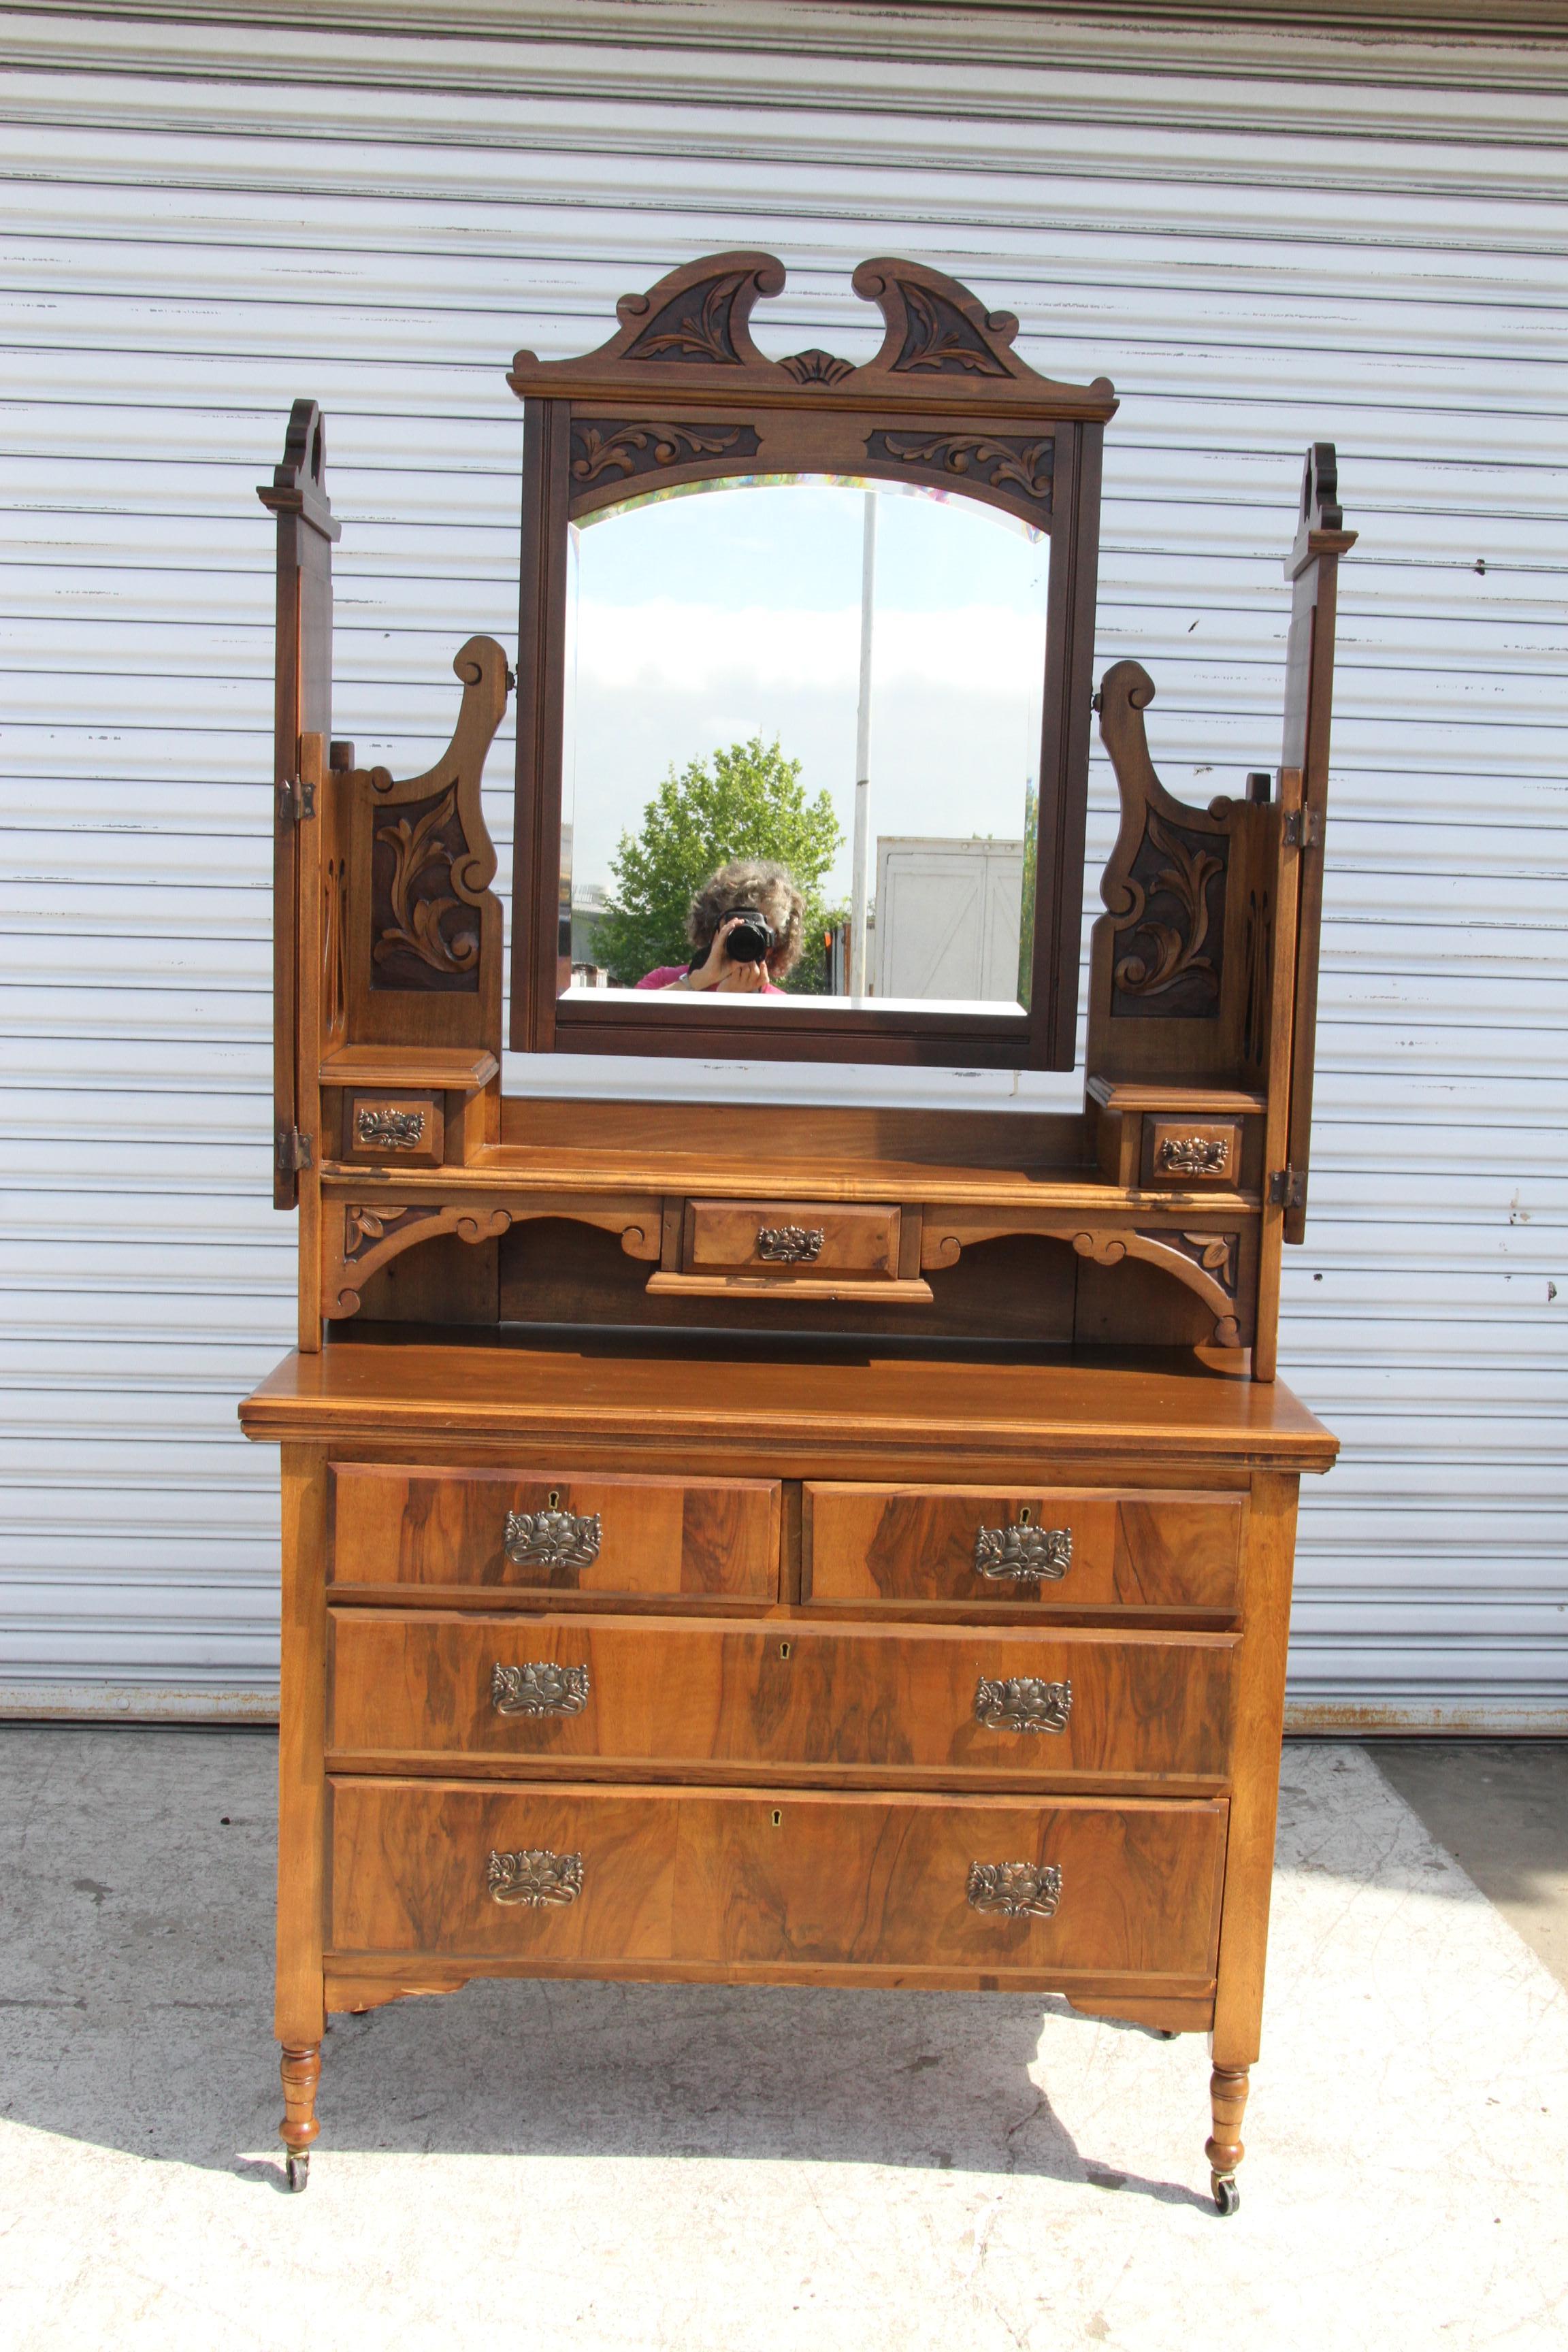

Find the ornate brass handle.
[
  {"left": 966, "top": 1860, "right": 1061, "bottom": 1919},
  {"left": 1157, "top": 1133, "right": 1230, "bottom": 1177},
  {"left": 355, "top": 1105, "right": 427, "bottom": 1150},
  {"left": 974, "top": 1675, "right": 1071, "bottom": 1733},
  {"left": 487, "top": 1848, "right": 583, "bottom": 1908},
  {"left": 973, "top": 1508, "right": 1071, "bottom": 1584},
  {"left": 504, "top": 1496, "right": 602, "bottom": 1571},
  {"left": 755, "top": 1225, "right": 825, "bottom": 1264},
  {"left": 491, "top": 1662, "right": 590, "bottom": 1718}
]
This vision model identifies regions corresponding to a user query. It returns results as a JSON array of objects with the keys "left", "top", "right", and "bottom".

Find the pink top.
[{"left": 636, "top": 964, "right": 782, "bottom": 993}]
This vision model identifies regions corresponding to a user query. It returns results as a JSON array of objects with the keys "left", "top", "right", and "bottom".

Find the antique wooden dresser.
[{"left": 242, "top": 254, "right": 1347, "bottom": 2210}]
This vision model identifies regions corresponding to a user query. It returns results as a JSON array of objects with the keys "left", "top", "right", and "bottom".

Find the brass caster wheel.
[
  {"left": 1211, "top": 2172, "right": 1240, "bottom": 2217},
  {"left": 285, "top": 2151, "right": 310, "bottom": 2193}
]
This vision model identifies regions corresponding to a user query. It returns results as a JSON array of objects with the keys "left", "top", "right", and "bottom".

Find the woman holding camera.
[{"left": 636, "top": 859, "right": 805, "bottom": 994}]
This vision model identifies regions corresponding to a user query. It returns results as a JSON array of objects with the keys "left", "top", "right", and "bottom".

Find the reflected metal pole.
[{"left": 849, "top": 489, "right": 877, "bottom": 997}]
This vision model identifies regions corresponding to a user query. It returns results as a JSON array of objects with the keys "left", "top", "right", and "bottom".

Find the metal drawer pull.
[
  {"left": 504, "top": 1499, "right": 602, "bottom": 1571},
  {"left": 755, "top": 1224, "right": 824, "bottom": 1262},
  {"left": 966, "top": 1861, "right": 1061, "bottom": 1920},
  {"left": 973, "top": 1507, "right": 1071, "bottom": 1583},
  {"left": 487, "top": 1848, "right": 583, "bottom": 1908},
  {"left": 491, "top": 1661, "right": 590, "bottom": 1718},
  {"left": 1157, "top": 1132, "right": 1230, "bottom": 1177},
  {"left": 974, "top": 1675, "right": 1071, "bottom": 1734},
  {"left": 355, "top": 1105, "right": 427, "bottom": 1150}
]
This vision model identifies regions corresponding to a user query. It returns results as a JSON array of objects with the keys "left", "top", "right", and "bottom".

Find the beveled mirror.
[{"left": 508, "top": 252, "right": 1117, "bottom": 1068}]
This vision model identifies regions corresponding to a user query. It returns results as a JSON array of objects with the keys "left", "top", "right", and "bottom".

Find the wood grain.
[
  {"left": 330, "top": 1464, "right": 781, "bottom": 1599},
  {"left": 804, "top": 1484, "right": 1244, "bottom": 1612},
  {"left": 326, "top": 1612, "right": 1237, "bottom": 1784},
  {"left": 242, "top": 1345, "right": 1339, "bottom": 1474},
  {"left": 275, "top": 1443, "right": 329, "bottom": 2047},
  {"left": 328, "top": 1778, "right": 1227, "bottom": 1978},
  {"left": 685, "top": 1198, "right": 900, "bottom": 1276}
]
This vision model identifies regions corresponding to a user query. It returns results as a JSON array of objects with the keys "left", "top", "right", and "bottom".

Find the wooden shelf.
[
  {"left": 318, "top": 1045, "right": 498, "bottom": 1090},
  {"left": 1088, "top": 1077, "right": 1268, "bottom": 1115}
]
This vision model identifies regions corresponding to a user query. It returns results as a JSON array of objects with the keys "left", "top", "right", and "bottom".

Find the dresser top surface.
[{"left": 240, "top": 1340, "right": 1337, "bottom": 1471}]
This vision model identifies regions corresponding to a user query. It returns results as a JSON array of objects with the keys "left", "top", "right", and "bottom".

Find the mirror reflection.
[{"left": 561, "top": 478, "right": 1049, "bottom": 1013}]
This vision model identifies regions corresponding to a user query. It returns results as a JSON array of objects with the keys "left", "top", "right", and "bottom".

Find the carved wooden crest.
[{"left": 508, "top": 250, "right": 1115, "bottom": 535}]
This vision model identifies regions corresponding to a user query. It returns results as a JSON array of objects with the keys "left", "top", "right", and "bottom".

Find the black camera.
[{"left": 721, "top": 906, "right": 774, "bottom": 964}]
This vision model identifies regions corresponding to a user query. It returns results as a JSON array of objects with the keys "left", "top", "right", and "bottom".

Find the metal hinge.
[
  {"left": 276, "top": 777, "right": 316, "bottom": 828},
  {"left": 276, "top": 1126, "right": 313, "bottom": 1173},
  {"left": 1281, "top": 808, "right": 1324, "bottom": 850},
  {"left": 1268, "top": 1166, "right": 1306, "bottom": 1210}
]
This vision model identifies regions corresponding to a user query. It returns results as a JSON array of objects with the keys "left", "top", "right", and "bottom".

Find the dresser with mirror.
[{"left": 243, "top": 251, "right": 1347, "bottom": 2207}]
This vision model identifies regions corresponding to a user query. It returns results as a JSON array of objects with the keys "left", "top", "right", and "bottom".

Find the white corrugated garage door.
[{"left": 1, "top": 3, "right": 1563, "bottom": 1726}]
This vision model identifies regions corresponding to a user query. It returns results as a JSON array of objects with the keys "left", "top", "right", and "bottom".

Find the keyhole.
[
  {"left": 770, "top": 1809, "right": 783, "bottom": 1828},
  {"left": 1019, "top": 1505, "right": 1032, "bottom": 1526},
  {"left": 546, "top": 1489, "right": 559, "bottom": 1509},
  {"left": 779, "top": 1641, "right": 791, "bottom": 1659}
]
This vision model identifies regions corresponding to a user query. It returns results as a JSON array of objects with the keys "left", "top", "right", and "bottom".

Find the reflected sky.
[{"left": 565, "top": 480, "right": 1049, "bottom": 906}]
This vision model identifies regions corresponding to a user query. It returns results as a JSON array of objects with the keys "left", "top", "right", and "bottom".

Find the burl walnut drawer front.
[
  {"left": 328, "top": 1779, "right": 1228, "bottom": 1980},
  {"left": 804, "top": 1484, "right": 1243, "bottom": 1612},
  {"left": 331, "top": 1465, "right": 780, "bottom": 1599},
  {"left": 685, "top": 1199, "right": 900, "bottom": 1277},
  {"left": 327, "top": 1614, "right": 1237, "bottom": 1784}
]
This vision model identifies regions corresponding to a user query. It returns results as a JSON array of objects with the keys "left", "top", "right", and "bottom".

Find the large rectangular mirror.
[
  {"left": 508, "top": 252, "right": 1113, "bottom": 1067},
  {"left": 561, "top": 476, "right": 1047, "bottom": 1015}
]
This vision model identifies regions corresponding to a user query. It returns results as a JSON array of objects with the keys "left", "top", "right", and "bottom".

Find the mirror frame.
[{"left": 508, "top": 252, "right": 1117, "bottom": 1068}]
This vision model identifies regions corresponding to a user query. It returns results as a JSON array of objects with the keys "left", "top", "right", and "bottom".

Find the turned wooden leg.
[
  {"left": 1205, "top": 2063, "right": 1248, "bottom": 2215},
  {"left": 280, "top": 2042, "right": 321, "bottom": 2192}
]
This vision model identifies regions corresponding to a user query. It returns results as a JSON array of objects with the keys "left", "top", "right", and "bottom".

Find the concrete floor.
[
  {"left": 1, "top": 1730, "right": 1565, "bottom": 2352},
  {"left": 1368, "top": 1740, "right": 1568, "bottom": 1991}
]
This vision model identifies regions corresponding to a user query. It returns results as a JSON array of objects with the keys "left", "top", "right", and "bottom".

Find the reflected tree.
[{"left": 596, "top": 737, "right": 845, "bottom": 990}]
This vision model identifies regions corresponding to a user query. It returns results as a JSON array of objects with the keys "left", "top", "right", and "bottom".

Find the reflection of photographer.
[{"left": 637, "top": 861, "right": 804, "bottom": 994}]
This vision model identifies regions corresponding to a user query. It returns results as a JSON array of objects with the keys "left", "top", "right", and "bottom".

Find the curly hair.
[{"left": 685, "top": 860, "right": 805, "bottom": 978}]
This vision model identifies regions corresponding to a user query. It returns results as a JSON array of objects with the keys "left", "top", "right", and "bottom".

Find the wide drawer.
[
  {"left": 331, "top": 1465, "right": 780, "bottom": 1599},
  {"left": 328, "top": 1778, "right": 1228, "bottom": 1979},
  {"left": 685, "top": 1198, "right": 900, "bottom": 1278},
  {"left": 327, "top": 1613, "right": 1237, "bottom": 1784},
  {"left": 804, "top": 1484, "right": 1243, "bottom": 1612}
]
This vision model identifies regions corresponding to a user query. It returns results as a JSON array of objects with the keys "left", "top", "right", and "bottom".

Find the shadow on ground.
[{"left": 0, "top": 1725, "right": 1210, "bottom": 2206}]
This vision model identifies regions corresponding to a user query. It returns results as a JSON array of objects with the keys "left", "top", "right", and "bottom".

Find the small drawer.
[
  {"left": 684, "top": 1200, "right": 900, "bottom": 1278},
  {"left": 328, "top": 1778, "right": 1228, "bottom": 1982},
  {"left": 804, "top": 1484, "right": 1243, "bottom": 1613},
  {"left": 344, "top": 1090, "right": 444, "bottom": 1166},
  {"left": 327, "top": 1614, "right": 1237, "bottom": 1784},
  {"left": 329, "top": 1465, "right": 780, "bottom": 1600},
  {"left": 1143, "top": 1118, "right": 1241, "bottom": 1188}
]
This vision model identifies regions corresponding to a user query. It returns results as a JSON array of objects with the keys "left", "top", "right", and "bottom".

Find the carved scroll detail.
[
  {"left": 616, "top": 259, "right": 780, "bottom": 364},
  {"left": 373, "top": 785, "right": 478, "bottom": 984},
  {"left": 779, "top": 347, "right": 855, "bottom": 385},
  {"left": 568, "top": 420, "right": 755, "bottom": 486},
  {"left": 324, "top": 1196, "right": 661, "bottom": 1318},
  {"left": 329, "top": 1200, "right": 511, "bottom": 1315},
  {"left": 1111, "top": 808, "right": 1224, "bottom": 1005},
  {"left": 1093, "top": 663, "right": 1235, "bottom": 1025},
  {"left": 923, "top": 1214, "right": 1248, "bottom": 1350},
  {"left": 868, "top": 429, "right": 1052, "bottom": 524},
  {"left": 365, "top": 638, "right": 508, "bottom": 998},
  {"left": 892, "top": 281, "right": 1009, "bottom": 376}
]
